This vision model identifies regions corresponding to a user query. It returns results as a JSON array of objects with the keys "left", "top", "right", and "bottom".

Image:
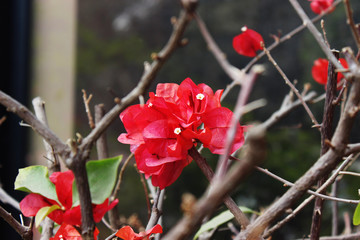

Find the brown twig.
[
  {"left": 310, "top": 50, "right": 339, "bottom": 240},
  {"left": 0, "top": 188, "right": 20, "bottom": 211},
  {"left": 0, "top": 205, "right": 32, "bottom": 240},
  {"left": 189, "top": 147, "right": 250, "bottom": 229},
  {"left": 236, "top": 61, "right": 360, "bottom": 239},
  {"left": 135, "top": 166, "right": 152, "bottom": 219},
  {"left": 111, "top": 153, "right": 134, "bottom": 201},
  {"left": 343, "top": 0, "right": 360, "bottom": 50},
  {"left": 288, "top": 0, "right": 346, "bottom": 75},
  {"left": 32, "top": 97, "right": 60, "bottom": 240},
  {"left": 263, "top": 154, "right": 354, "bottom": 238},
  {"left": 0, "top": 115, "right": 6, "bottom": 125},
  {"left": 213, "top": 66, "right": 263, "bottom": 181},
  {"left": 300, "top": 232, "right": 360, "bottom": 240},
  {"left": 263, "top": 45, "right": 320, "bottom": 126},
  {"left": 80, "top": 2, "right": 196, "bottom": 150},
  {"left": 0, "top": 91, "right": 69, "bottom": 159},
  {"left": 162, "top": 126, "right": 266, "bottom": 240},
  {"left": 82, "top": 89, "right": 95, "bottom": 129}
]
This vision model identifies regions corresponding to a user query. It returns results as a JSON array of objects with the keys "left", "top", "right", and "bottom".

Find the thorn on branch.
[
  {"left": 324, "top": 139, "right": 336, "bottom": 150},
  {"left": 170, "top": 16, "right": 177, "bottom": 25},
  {"left": 114, "top": 97, "right": 122, "bottom": 105},
  {"left": 181, "top": 0, "right": 198, "bottom": 13},
  {"left": 151, "top": 53, "right": 162, "bottom": 61},
  {"left": 180, "top": 38, "right": 189, "bottom": 47},
  {"left": 0, "top": 115, "right": 6, "bottom": 125}
]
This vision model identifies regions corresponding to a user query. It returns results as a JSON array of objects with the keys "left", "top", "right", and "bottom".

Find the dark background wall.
[{"left": 0, "top": 0, "right": 32, "bottom": 239}]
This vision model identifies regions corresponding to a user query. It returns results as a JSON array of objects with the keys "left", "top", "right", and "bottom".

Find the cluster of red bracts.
[{"left": 118, "top": 78, "right": 246, "bottom": 189}]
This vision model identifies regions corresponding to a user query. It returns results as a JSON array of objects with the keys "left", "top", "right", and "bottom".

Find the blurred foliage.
[{"left": 76, "top": 0, "right": 360, "bottom": 238}]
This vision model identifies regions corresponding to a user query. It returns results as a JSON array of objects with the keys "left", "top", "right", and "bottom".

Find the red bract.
[
  {"left": 311, "top": 58, "right": 348, "bottom": 86},
  {"left": 309, "top": 0, "right": 334, "bottom": 14},
  {"left": 233, "top": 26, "right": 264, "bottom": 57},
  {"left": 115, "top": 224, "right": 163, "bottom": 240},
  {"left": 50, "top": 224, "right": 99, "bottom": 240},
  {"left": 19, "top": 170, "right": 118, "bottom": 226},
  {"left": 118, "top": 78, "right": 246, "bottom": 189}
]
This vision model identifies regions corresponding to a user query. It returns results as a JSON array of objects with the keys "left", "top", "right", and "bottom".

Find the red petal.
[
  {"left": 116, "top": 226, "right": 136, "bottom": 240},
  {"left": 92, "top": 198, "right": 119, "bottom": 223},
  {"left": 311, "top": 58, "right": 328, "bottom": 85},
  {"left": 19, "top": 193, "right": 51, "bottom": 217},
  {"left": 233, "top": 27, "right": 264, "bottom": 57},
  {"left": 202, "top": 107, "right": 233, "bottom": 128},
  {"left": 310, "top": 0, "right": 334, "bottom": 14},
  {"left": 62, "top": 206, "right": 82, "bottom": 226},
  {"left": 151, "top": 159, "right": 189, "bottom": 189},
  {"left": 155, "top": 83, "right": 179, "bottom": 102},
  {"left": 50, "top": 171, "right": 74, "bottom": 210},
  {"left": 50, "top": 224, "right": 82, "bottom": 240}
]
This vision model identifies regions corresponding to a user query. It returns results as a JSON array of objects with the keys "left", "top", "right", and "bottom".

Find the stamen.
[
  {"left": 174, "top": 127, "right": 181, "bottom": 135},
  {"left": 196, "top": 93, "right": 205, "bottom": 100},
  {"left": 148, "top": 103, "right": 153, "bottom": 107},
  {"left": 241, "top": 26, "right": 248, "bottom": 32}
]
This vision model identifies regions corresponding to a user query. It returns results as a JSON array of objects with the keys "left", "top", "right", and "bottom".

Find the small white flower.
[
  {"left": 174, "top": 127, "right": 182, "bottom": 135},
  {"left": 241, "top": 26, "right": 248, "bottom": 32},
  {"left": 196, "top": 93, "right": 205, "bottom": 100},
  {"left": 148, "top": 103, "right": 153, "bottom": 107}
]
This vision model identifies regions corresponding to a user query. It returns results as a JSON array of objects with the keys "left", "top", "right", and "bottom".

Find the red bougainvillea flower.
[
  {"left": 116, "top": 224, "right": 163, "bottom": 240},
  {"left": 50, "top": 224, "right": 99, "bottom": 240},
  {"left": 233, "top": 26, "right": 264, "bottom": 57},
  {"left": 19, "top": 170, "right": 118, "bottom": 226},
  {"left": 309, "top": 0, "right": 334, "bottom": 14},
  {"left": 311, "top": 58, "right": 348, "bottom": 86},
  {"left": 118, "top": 78, "right": 246, "bottom": 189}
]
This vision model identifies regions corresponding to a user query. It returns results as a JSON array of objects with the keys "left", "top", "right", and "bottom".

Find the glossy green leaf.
[
  {"left": 73, "top": 155, "right": 122, "bottom": 205},
  {"left": 14, "top": 166, "right": 57, "bottom": 201},
  {"left": 35, "top": 205, "right": 60, "bottom": 227},
  {"left": 194, "top": 206, "right": 258, "bottom": 240},
  {"left": 353, "top": 202, "right": 360, "bottom": 225}
]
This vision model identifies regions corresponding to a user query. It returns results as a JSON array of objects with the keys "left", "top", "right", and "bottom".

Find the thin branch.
[
  {"left": 162, "top": 126, "right": 266, "bottom": 240},
  {"left": 145, "top": 189, "right": 165, "bottom": 231},
  {"left": 0, "top": 188, "right": 20, "bottom": 211},
  {"left": 111, "top": 153, "right": 134, "bottom": 201},
  {"left": 0, "top": 91, "right": 69, "bottom": 159},
  {"left": 82, "top": 90, "right": 95, "bottom": 129},
  {"left": 95, "top": 104, "right": 109, "bottom": 160},
  {"left": 300, "top": 232, "right": 360, "bottom": 240},
  {"left": 263, "top": 45, "right": 320, "bottom": 126},
  {"left": 213, "top": 66, "right": 263, "bottom": 181},
  {"left": 237, "top": 64, "right": 360, "bottom": 239},
  {"left": 0, "top": 115, "right": 6, "bottom": 125},
  {"left": 339, "top": 171, "right": 360, "bottom": 177},
  {"left": 288, "top": 0, "right": 346, "bottom": 76},
  {"left": 189, "top": 147, "right": 250, "bottom": 229},
  {"left": 343, "top": 0, "right": 360, "bottom": 50},
  {"left": 0, "top": 205, "right": 32, "bottom": 240},
  {"left": 80, "top": 2, "right": 197, "bottom": 151},
  {"left": 32, "top": 97, "right": 60, "bottom": 240},
  {"left": 260, "top": 91, "right": 317, "bottom": 130},
  {"left": 263, "top": 154, "right": 354, "bottom": 238}
]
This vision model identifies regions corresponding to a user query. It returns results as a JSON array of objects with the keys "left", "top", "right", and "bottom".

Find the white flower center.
[
  {"left": 59, "top": 235, "right": 64, "bottom": 240},
  {"left": 174, "top": 127, "right": 182, "bottom": 135},
  {"left": 148, "top": 103, "right": 153, "bottom": 107},
  {"left": 196, "top": 93, "right": 205, "bottom": 100},
  {"left": 241, "top": 26, "right": 248, "bottom": 32}
]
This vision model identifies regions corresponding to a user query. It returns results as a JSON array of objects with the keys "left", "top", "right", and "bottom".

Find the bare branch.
[
  {"left": 82, "top": 90, "right": 95, "bottom": 129},
  {"left": 236, "top": 66, "right": 360, "bottom": 239},
  {"left": 0, "top": 91, "right": 69, "bottom": 159},
  {"left": 0, "top": 188, "right": 20, "bottom": 211},
  {"left": 343, "top": 0, "right": 360, "bottom": 50},
  {"left": 162, "top": 126, "right": 266, "bottom": 240},
  {"left": 0, "top": 205, "right": 32, "bottom": 240},
  {"left": 263, "top": 45, "right": 320, "bottom": 126}
]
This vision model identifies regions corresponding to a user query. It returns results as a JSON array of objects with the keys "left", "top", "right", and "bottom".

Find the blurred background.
[{"left": 1, "top": 0, "right": 360, "bottom": 239}]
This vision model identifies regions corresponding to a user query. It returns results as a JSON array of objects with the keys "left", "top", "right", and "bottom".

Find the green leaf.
[
  {"left": 35, "top": 205, "right": 61, "bottom": 227},
  {"left": 353, "top": 202, "right": 360, "bottom": 225},
  {"left": 73, "top": 155, "right": 122, "bottom": 205},
  {"left": 14, "top": 166, "right": 57, "bottom": 201},
  {"left": 194, "top": 206, "right": 258, "bottom": 240}
]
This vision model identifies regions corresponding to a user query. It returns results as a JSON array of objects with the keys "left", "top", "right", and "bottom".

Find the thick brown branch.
[{"left": 310, "top": 51, "right": 339, "bottom": 240}]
